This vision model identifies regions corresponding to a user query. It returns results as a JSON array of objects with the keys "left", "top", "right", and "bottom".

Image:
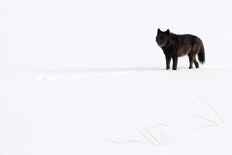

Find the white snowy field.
[
  {"left": 2, "top": 0, "right": 232, "bottom": 154},
  {"left": 2, "top": 66, "right": 232, "bottom": 154}
]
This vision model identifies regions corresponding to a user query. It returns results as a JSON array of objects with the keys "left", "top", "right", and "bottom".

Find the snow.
[
  {"left": 2, "top": 0, "right": 232, "bottom": 154},
  {"left": 3, "top": 66, "right": 232, "bottom": 154}
]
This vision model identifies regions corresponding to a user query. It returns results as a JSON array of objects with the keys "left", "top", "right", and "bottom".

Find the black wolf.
[{"left": 156, "top": 29, "right": 205, "bottom": 70}]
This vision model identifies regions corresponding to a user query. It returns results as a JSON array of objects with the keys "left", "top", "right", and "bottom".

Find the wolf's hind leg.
[
  {"left": 188, "top": 53, "right": 194, "bottom": 69},
  {"left": 194, "top": 59, "right": 199, "bottom": 68},
  {"left": 192, "top": 45, "right": 201, "bottom": 68}
]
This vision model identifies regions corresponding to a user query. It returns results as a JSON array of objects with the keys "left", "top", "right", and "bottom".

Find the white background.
[
  {"left": 1, "top": 0, "right": 232, "bottom": 72},
  {"left": 1, "top": 0, "right": 232, "bottom": 155}
]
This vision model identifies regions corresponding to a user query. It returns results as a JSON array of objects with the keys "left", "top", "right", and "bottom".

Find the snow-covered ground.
[
  {"left": 2, "top": 0, "right": 232, "bottom": 154},
  {"left": 3, "top": 66, "right": 232, "bottom": 154}
]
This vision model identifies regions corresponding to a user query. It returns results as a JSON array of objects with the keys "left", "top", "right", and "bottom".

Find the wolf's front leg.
[
  {"left": 165, "top": 55, "right": 171, "bottom": 70},
  {"left": 172, "top": 56, "right": 178, "bottom": 70}
]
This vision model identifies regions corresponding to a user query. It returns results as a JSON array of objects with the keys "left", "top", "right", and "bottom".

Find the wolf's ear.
[
  {"left": 158, "top": 28, "right": 161, "bottom": 34},
  {"left": 166, "top": 29, "right": 170, "bottom": 35}
]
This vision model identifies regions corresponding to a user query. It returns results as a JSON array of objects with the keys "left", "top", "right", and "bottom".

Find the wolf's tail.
[{"left": 198, "top": 45, "right": 205, "bottom": 64}]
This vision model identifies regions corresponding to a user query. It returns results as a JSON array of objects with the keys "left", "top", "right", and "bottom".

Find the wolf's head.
[{"left": 156, "top": 28, "right": 170, "bottom": 47}]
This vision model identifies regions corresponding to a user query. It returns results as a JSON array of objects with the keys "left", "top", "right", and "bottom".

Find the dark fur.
[{"left": 156, "top": 29, "right": 205, "bottom": 70}]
